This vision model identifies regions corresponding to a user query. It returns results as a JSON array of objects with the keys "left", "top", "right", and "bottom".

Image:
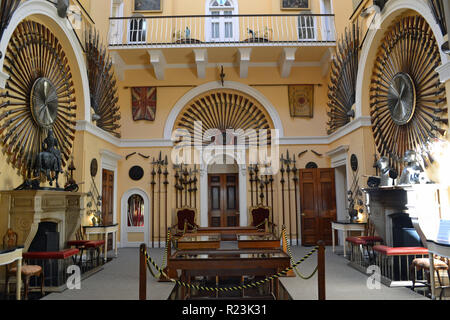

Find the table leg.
[
  {"left": 114, "top": 231, "right": 118, "bottom": 258},
  {"left": 16, "top": 258, "right": 22, "bottom": 301},
  {"left": 332, "top": 227, "right": 335, "bottom": 253},
  {"left": 429, "top": 254, "right": 436, "bottom": 300},
  {"left": 104, "top": 233, "right": 108, "bottom": 263},
  {"left": 343, "top": 230, "right": 347, "bottom": 257}
]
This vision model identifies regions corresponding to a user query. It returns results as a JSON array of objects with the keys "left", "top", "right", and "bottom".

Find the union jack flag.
[{"left": 131, "top": 87, "right": 156, "bottom": 121}]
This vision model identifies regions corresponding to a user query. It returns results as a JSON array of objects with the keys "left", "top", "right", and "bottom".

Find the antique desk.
[
  {"left": 331, "top": 221, "right": 366, "bottom": 257},
  {"left": 169, "top": 249, "right": 290, "bottom": 299},
  {"left": 196, "top": 226, "right": 263, "bottom": 240},
  {"left": 0, "top": 247, "right": 23, "bottom": 300},
  {"left": 83, "top": 224, "right": 119, "bottom": 262}
]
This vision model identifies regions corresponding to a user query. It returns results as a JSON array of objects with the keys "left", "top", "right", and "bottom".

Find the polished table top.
[
  {"left": 0, "top": 245, "right": 24, "bottom": 255},
  {"left": 178, "top": 234, "right": 221, "bottom": 242},
  {"left": 332, "top": 220, "right": 366, "bottom": 225},
  {"left": 172, "top": 249, "right": 289, "bottom": 260}
]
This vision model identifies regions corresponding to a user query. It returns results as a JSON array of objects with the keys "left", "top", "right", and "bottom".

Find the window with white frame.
[
  {"left": 128, "top": 14, "right": 147, "bottom": 43},
  {"left": 207, "top": 0, "right": 238, "bottom": 42},
  {"left": 298, "top": 13, "right": 316, "bottom": 40},
  {"left": 127, "top": 194, "right": 145, "bottom": 227}
]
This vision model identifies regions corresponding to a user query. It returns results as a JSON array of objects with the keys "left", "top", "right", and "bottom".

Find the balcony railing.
[{"left": 108, "top": 14, "right": 336, "bottom": 48}]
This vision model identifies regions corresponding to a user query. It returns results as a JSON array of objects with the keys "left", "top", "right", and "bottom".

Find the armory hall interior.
[{"left": 0, "top": 0, "right": 449, "bottom": 301}]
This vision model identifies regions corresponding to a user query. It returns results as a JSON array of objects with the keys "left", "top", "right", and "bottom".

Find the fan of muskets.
[
  {"left": 174, "top": 91, "right": 272, "bottom": 147},
  {"left": 0, "top": 20, "right": 77, "bottom": 178},
  {"left": 370, "top": 15, "right": 448, "bottom": 171},
  {"left": 429, "top": 0, "right": 447, "bottom": 36},
  {"left": 85, "top": 28, "right": 121, "bottom": 138},
  {"left": 327, "top": 23, "right": 360, "bottom": 134},
  {"left": 0, "top": 0, "right": 20, "bottom": 46}
]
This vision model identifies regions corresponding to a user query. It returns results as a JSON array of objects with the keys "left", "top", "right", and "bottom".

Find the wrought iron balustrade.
[{"left": 108, "top": 13, "right": 336, "bottom": 47}]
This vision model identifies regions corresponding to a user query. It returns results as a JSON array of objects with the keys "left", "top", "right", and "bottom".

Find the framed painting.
[
  {"left": 288, "top": 85, "right": 314, "bottom": 118},
  {"left": 131, "top": 87, "right": 157, "bottom": 121},
  {"left": 281, "top": 0, "right": 310, "bottom": 10},
  {"left": 133, "top": 0, "right": 162, "bottom": 12}
]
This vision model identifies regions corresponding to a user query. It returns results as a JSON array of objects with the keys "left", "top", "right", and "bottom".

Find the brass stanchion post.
[
  {"left": 317, "top": 240, "right": 326, "bottom": 300},
  {"left": 139, "top": 243, "right": 147, "bottom": 300}
]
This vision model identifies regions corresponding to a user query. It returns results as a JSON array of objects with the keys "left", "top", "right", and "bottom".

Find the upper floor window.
[
  {"left": 298, "top": 13, "right": 316, "bottom": 40},
  {"left": 128, "top": 14, "right": 147, "bottom": 44},
  {"left": 208, "top": 0, "right": 238, "bottom": 42}
]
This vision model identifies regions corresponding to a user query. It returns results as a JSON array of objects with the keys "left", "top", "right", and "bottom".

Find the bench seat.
[{"left": 23, "top": 248, "right": 80, "bottom": 260}]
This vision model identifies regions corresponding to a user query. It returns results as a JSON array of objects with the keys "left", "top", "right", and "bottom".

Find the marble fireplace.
[
  {"left": 363, "top": 185, "right": 448, "bottom": 247},
  {"left": 0, "top": 190, "right": 85, "bottom": 252}
]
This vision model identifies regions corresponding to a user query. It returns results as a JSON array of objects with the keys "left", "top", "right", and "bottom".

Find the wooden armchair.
[
  {"left": 249, "top": 205, "right": 275, "bottom": 233},
  {"left": 3, "top": 229, "right": 44, "bottom": 300},
  {"left": 172, "top": 207, "right": 198, "bottom": 236}
]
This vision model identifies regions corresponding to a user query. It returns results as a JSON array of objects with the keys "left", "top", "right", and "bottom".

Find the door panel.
[
  {"left": 208, "top": 174, "right": 239, "bottom": 227},
  {"left": 102, "top": 169, "right": 114, "bottom": 250},
  {"left": 300, "top": 168, "right": 336, "bottom": 246}
]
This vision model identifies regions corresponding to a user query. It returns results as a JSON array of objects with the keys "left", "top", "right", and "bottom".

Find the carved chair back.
[
  {"left": 249, "top": 205, "right": 271, "bottom": 230},
  {"left": 2, "top": 229, "right": 19, "bottom": 271},
  {"left": 176, "top": 207, "right": 197, "bottom": 233}
]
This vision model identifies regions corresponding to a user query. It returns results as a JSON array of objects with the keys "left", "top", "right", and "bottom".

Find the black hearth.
[
  {"left": 391, "top": 213, "right": 422, "bottom": 247},
  {"left": 27, "top": 222, "right": 62, "bottom": 288},
  {"left": 28, "top": 222, "right": 59, "bottom": 252}
]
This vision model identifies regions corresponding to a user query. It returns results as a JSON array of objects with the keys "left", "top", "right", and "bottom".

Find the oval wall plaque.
[{"left": 129, "top": 166, "right": 144, "bottom": 181}]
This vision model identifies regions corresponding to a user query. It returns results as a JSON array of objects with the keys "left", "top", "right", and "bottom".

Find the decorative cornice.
[
  {"left": 77, "top": 116, "right": 372, "bottom": 149},
  {"left": 436, "top": 61, "right": 450, "bottom": 83}
]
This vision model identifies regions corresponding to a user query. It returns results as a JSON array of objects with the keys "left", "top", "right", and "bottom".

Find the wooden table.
[
  {"left": 331, "top": 221, "right": 366, "bottom": 257},
  {"left": 84, "top": 224, "right": 119, "bottom": 262},
  {"left": 0, "top": 247, "right": 23, "bottom": 300},
  {"left": 169, "top": 249, "right": 290, "bottom": 299}
]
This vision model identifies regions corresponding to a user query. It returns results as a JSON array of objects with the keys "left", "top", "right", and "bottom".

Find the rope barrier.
[
  {"left": 282, "top": 226, "right": 320, "bottom": 280},
  {"left": 141, "top": 244, "right": 319, "bottom": 292}
]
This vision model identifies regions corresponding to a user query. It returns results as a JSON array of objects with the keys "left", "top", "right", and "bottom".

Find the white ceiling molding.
[
  {"left": 193, "top": 49, "right": 208, "bottom": 79},
  {"left": 436, "top": 61, "right": 450, "bottom": 83},
  {"left": 77, "top": 116, "right": 372, "bottom": 149},
  {"left": 279, "top": 47, "right": 298, "bottom": 78},
  {"left": 325, "top": 145, "right": 350, "bottom": 168},
  {"left": 238, "top": 48, "right": 252, "bottom": 78},
  {"left": 148, "top": 50, "right": 167, "bottom": 80}
]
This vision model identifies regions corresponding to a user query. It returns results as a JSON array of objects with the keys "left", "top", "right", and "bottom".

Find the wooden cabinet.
[{"left": 299, "top": 168, "right": 336, "bottom": 246}]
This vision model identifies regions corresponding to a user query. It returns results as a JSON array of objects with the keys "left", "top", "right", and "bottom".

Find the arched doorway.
[{"left": 207, "top": 156, "right": 240, "bottom": 227}]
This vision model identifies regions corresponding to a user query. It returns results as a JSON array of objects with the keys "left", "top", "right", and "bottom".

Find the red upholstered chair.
[
  {"left": 67, "top": 225, "right": 105, "bottom": 269},
  {"left": 172, "top": 207, "right": 198, "bottom": 236},
  {"left": 3, "top": 229, "right": 44, "bottom": 300},
  {"left": 249, "top": 205, "right": 275, "bottom": 233},
  {"left": 346, "top": 219, "right": 383, "bottom": 265}
]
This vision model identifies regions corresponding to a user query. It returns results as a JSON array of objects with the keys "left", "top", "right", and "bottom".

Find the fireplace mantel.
[
  {"left": 0, "top": 190, "right": 85, "bottom": 251},
  {"left": 363, "top": 185, "right": 445, "bottom": 247}
]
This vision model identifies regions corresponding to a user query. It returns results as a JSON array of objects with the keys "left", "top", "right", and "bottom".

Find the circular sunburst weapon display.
[
  {"left": 0, "top": 20, "right": 77, "bottom": 178},
  {"left": 173, "top": 90, "right": 273, "bottom": 148},
  {"left": 370, "top": 16, "right": 448, "bottom": 171},
  {"left": 327, "top": 23, "right": 360, "bottom": 134}
]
